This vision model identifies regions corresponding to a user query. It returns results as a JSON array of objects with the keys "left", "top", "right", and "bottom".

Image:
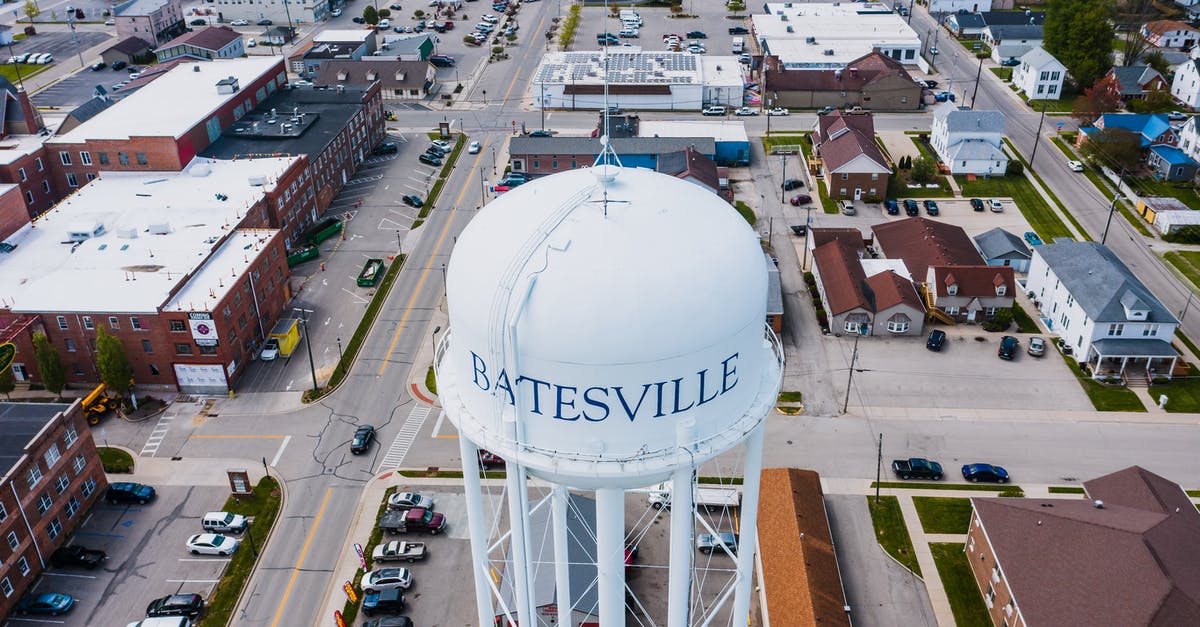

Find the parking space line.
[
  {"left": 377, "top": 404, "right": 432, "bottom": 471},
  {"left": 166, "top": 579, "right": 220, "bottom": 583},
  {"left": 270, "top": 487, "right": 333, "bottom": 627},
  {"left": 75, "top": 531, "right": 125, "bottom": 538},
  {"left": 41, "top": 572, "right": 96, "bottom": 579}
]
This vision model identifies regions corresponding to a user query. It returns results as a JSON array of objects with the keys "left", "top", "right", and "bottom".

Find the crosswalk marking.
[
  {"left": 377, "top": 404, "right": 432, "bottom": 471},
  {"left": 140, "top": 415, "right": 175, "bottom": 457}
]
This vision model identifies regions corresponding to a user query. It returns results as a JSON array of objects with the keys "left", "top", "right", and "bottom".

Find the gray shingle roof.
[
  {"left": 1018, "top": 47, "right": 1062, "bottom": 69},
  {"left": 498, "top": 493, "right": 600, "bottom": 615},
  {"left": 1036, "top": 241, "right": 1177, "bottom": 324},
  {"left": 67, "top": 95, "right": 116, "bottom": 125},
  {"left": 1110, "top": 65, "right": 1163, "bottom": 95},
  {"left": 935, "top": 104, "right": 1006, "bottom": 134},
  {"left": 510, "top": 136, "right": 715, "bottom": 157},
  {"left": 947, "top": 139, "right": 1007, "bottom": 161},
  {"left": 766, "top": 253, "right": 783, "bottom": 316},
  {"left": 0, "top": 402, "right": 71, "bottom": 470},
  {"left": 986, "top": 25, "right": 1044, "bottom": 40},
  {"left": 974, "top": 228, "right": 1031, "bottom": 261}
]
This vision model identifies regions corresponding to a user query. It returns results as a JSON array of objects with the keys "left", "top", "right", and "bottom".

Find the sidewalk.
[{"left": 897, "top": 495, "right": 954, "bottom": 627}]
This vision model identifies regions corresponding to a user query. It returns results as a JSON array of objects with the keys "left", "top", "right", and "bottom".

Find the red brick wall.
[
  {"left": 827, "top": 172, "right": 889, "bottom": 201},
  {"left": 0, "top": 183, "right": 29, "bottom": 240},
  {"left": 0, "top": 401, "right": 108, "bottom": 619},
  {"left": 0, "top": 150, "right": 56, "bottom": 218},
  {"left": 510, "top": 152, "right": 593, "bottom": 176},
  {"left": 965, "top": 510, "right": 1025, "bottom": 627}
]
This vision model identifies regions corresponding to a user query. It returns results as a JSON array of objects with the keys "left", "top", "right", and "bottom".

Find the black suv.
[
  {"left": 373, "top": 142, "right": 398, "bottom": 155},
  {"left": 903, "top": 199, "right": 919, "bottom": 216},
  {"left": 923, "top": 199, "right": 939, "bottom": 216},
  {"left": 429, "top": 55, "right": 456, "bottom": 67},
  {"left": 146, "top": 593, "right": 205, "bottom": 618},
  {"left": 998, "top": 335, "right": 1019, "bottom": 360},
  {"left": 50, "top": 545, "right": 106, "bottom": 569},
  {"left": 781, "top": 178, "right": 803, "bottom": 191},
  {"left": 362, "top": 589, "right": 406, "bottom": 616},
  {"left": 926, "top": 329, "right": 946, "bottom": 352},
  {"left": 418, "top": 153, "right": 442, "bottom": 166},
  {"left": 106, "top": 482, "right": 156, "bottom": 505},
  {"left": 728, "top": 26, "right": 749, "bottom": 35}
]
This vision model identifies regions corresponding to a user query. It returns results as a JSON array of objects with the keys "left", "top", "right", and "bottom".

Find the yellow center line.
[
  {"left": 191, "top": 435, "right": 287, "bottom": 439},
  {"left": 270, "top": 487, "right": 333, "bottom": 627},
  {"left": 377, "top": 141, "right": 492, "bottom": 376},
  {"left": 500, "top": 13, "right": 548, "bottom": 106}
]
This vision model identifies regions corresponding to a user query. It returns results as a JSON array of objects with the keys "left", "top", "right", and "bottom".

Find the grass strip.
[
  {"left": 1149, "top": 368, "right": 1200, "bottom": 413},
  {"left": 0, "top": 63, "right": 51, "bottom": 84},
  {"left": 425, "top": 365, "right": 437, "bottom": 395},
  {"left": 930, "top": 543, "right": 992, "bottom": 627},
  {"left": 559, "top": 3, "right": 580, "bottom": 49},
  {"left": 795, "top": 133, "right": 841, "bottom": 214},
  {"left": 734, "top": 200, "right": 755, "bottom": 226},
  {"left": 96, "top": 446, "right": 133, "bottom": 473},
  {"left": 1188, "top": 490, "right": 1200, "bottom": 497},
  {"left": 871, "top": 481, "right": 1017, "bottom": 492},
  {"left": 198, "top": 477, "right": 282, "bottom": 626},
  {"left": 777, "top": 391, "right": 803, "bottom": 403},
  {"left": 1048, "top": 486, "right": 1085, "bottom": 494},
  {"left": 1011, "top": 301, "right": 1039, "bottom": 333},
  {"left": 1176, "top": 329, "right": 1200, "bottom": 358},
  {"left": 912, "top": 497, "right": 973, "bottom": 534},
  {"left": 1164, "top": 251, "right": 1200, "bottom": 289},
  {"left": 866, "top": 496, "right": 921, "bottom": 576},
  {"left": 988, "top": 67, "right": 1012, "bottom": 81}
]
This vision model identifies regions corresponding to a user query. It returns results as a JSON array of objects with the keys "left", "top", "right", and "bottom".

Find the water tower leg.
[
  {"left": 552, "top": 485, "right": 573, "bottom": 627},
  {"left": 505, "top": 463, "right": 536, "bottom": 623},
  {"left": 596, "top": 487, "right": 627, "bottom": 627},
  {"left": 458, "top": 437, "right": 496, "bottom": 627},
  {"left": 731, "top": 422, "right": 766, "bottom": 624},
  {"left": 666, "top": 466, "right": 695, "bottom": 627}
]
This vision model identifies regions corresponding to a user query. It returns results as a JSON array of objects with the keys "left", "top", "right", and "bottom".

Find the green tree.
[
  {"left": 95, "top": 327, "right": 133, "bottom": 400},
  {"left": 910, "top": 155, "right": 938, "bottom": 183},
  {"left": 378, "top": 8, "right": 391, "bottom": 18},
  {"left": 1142, "top": 50, "right": 1170, "bottom": 77},
  {"left": 1079, "top": 126, "right": 1143, "bottom": 173},
  {"left": 1044, "top": 0, "right": 1115, "bottom": 88},
  {"left": 363, "top": 5, "right": 378, "bottom": 26},
  {"left": 0, "top": 365, "right": 14, "bottom": 400},
  {"left": 32, "top": 332, "right": 65, "bottom": 397},
  {"left": 22, "top": 0, "right": 39, "bottom": 22},
  {"left": 1126, "top": 89, "right": 1174, "bottom": 113}
]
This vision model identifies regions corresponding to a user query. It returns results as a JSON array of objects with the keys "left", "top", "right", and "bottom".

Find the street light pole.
[
  {"left": 294, "top": 308, "right": 318, "bottom": 394},
  {"left": 842, "top": 324, "right": 867, "bottom": 414},
  {"left": 336, "top": 337, "right": 343, "bottom": 362},
  {"left": 396, "top": 229, "right": 402, "bottom": 254},
  {"left": 432, "top": 325, "right": 442, "bottom": 357},
  {"left": 479, "top": 166, "right": 487, "bottom": 203},
  {"left": 65, "top": 6, "right": 85, "bottom": 69},
  {"left": 491, "top": 146, "right": 497, "bottom": 176},
  {"left": 779, "top": 156, "right": 787, "bottom": 204}
]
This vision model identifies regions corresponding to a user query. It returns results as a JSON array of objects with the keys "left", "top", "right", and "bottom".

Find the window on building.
[
  {"left": 118, "top": 152, "right": 129, "bottom": 166},
  {"left": 1144, "top": 324, "right": 1159, "bottom": 336},
  {"left": 35, "top": 157, "right": 43, "bottom": 171},
  {"left": 46, "top": 517, "right": 62, "bottom": 541},
  {"left": 946, "top": 306, "right": 960, "bottom": 315},
  {"left": 27, "top": 465, "right": 43, "bottom": 489},
  {"left": 65, "top": 496, "right": 80, "bottom": 518},
  {"left": 80, "top": 151, "right": 92, "bottom": 165},
  {"left": 169, "top": 320, "right": 186, "bottom": 332},
  {"left": 840, "top": 173, "right": 848, "bottom": 180},
  {"left": 136, "top": 152, "right": 148, "bottom": 165},
  {"left": 107, "top": 316, "right": 119, "bottom": 330},
  {"left": 131, "top": 316, "right": 142, "bottom": 330},
  {"left": 17, "top": 557, "right": 29, "bottom": 576},
  {"left": 55, "top": 474, "right": 69, "bottom": 494},
  {"left": 0, "top": 502, "right": 6, "bottom": 522},
  {"left": 175, "top": 343, "right": 194, "bottom": 355},
  {"left": 82, "top": 478, "right": 96, "bottom": 497},
  {"left": 886, "top": 320, "right": 910, "bottom": 333},
  {"left": 37, "top": 493, "right": 52, "bottom": 515},
  {"left": 17, "top": 167, "right": 25, "bottom": 181},
  {"left": 996, "top": 284, "right": 1006, "bottom": 296},
  {"left": 57, "top": 316, "right": 68, "bottom": 330},
  {"left": 66, "top": 172, "right": 78, "bottom": 187},
  {"left": 44, "top": 444, "right": 60, "bottom": 468},
  {"left": 1048, "top": 84, "right": 1058, "bottom": 94},
  {"left": 59, "top": 151, "right": 71, "bottom": 165},
  {"left": 947, "top": 284, "right": 958, "bottom": 296},
  {"left": 82, "top": 316, "right": 93, "bottom": 329},
  {"left": 905, "top": 49, "right": 915, "bottom": 59},
  {"left": 98, "top": 152, "right": 109, "bottom": 165},
  {"left": 532, "top": 160, "right": 539, "bottom": 169},
  {"left": 140, "top": 339, "right": 152, "bottom": 353},
  {"left": 1036, "top": 85, "right": 1044, "bottom": 94},
  {"left": 72, "top": 364, "right": 84, "bottom": 376},
  {"left": 62, "top": 338, "right": 75, "bottom": 354},
  {"left": 1, "top": 577, "right": 12, "bottom": 597},
  {"left": 1108, "top": 323, "right": 1124, "bottom": 336},
  {"left": 24, "top": 190, "right": 33, "bottom": 205},
  {"left": 1050, "top": 71, "right": 1060, "bottom": 81},
  {"left": 985, "top": 583, "right": 996, "bottom": 608},
  {"left": 41, "top": 180, "right": 50, "bottom": 193},
  {"left": 73, "top": 454, "right": 86, "bottom": 475},
  {"left": 6, "top": 531, "right": 17, "bottom": 550}
]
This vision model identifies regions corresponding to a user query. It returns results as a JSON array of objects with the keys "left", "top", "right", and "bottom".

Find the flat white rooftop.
[
  {"left": 0, "top": 114, "right": 65, "bottom": 166},
  {"left": 165, "top": 228, "right": 279, "bottom": 314},
  {"left": 639, "top": 120, "right": 749, "bottom": 143},
  {"left": 754, "top": 2, "right": 920, "bottom": 66},
  {"left": 314, "top": 29, "right": 374, "bottom": 43},
  {"left": 699, "top": 56, "right": 745, "bottom": 88},
  {"left": 0, "top": 156, "right": 295, "bottom": 314},
  {"left": 533, "top": 51, "right": 740, "bottom": 86},
  {"left": 48, "top": 57, "right": 284, "bottom": 144}
]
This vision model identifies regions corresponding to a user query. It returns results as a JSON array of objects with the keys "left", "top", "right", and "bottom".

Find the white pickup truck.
[{"left": 647, "top": 480, "right": 741, "bottom": 510}]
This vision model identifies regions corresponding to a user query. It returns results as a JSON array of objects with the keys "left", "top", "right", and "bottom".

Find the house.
[
  {"left": 805, "top": 227, "right": 870, "bottom": 266},
  {"left": 983, "top": 25, "right": 1044, "bottom": 64},
  {"left": 945, "top": 11, "right": 1045, "bottom": 39},
  {"left": 508, "top": 136, "right": 716, "bottom": 177},
  {"left": 301, "top": 29, "right": 377, "bottom": 76},
  {"left": 811, "top": 109, "right": 891, "bottom": 201},
  {"left": 638, "top": 120, "right": 751, "bottom": 166},
  {"left": 929, "top": 103, "right": 1009, "bottom": 175},
  {"left": 1136, "top": 196, "right": 1193, "bottom": 223},
  {"left": 965, "top": 466, "right": 1200, "bottom": 627},
  {"left": 973, "top": 227, "right": 1033, "bottom": 273},
  {"left": 1141, "top": 20, "right": 1200, "bottom": 49},
  {"left": 380, "top": 33, "right": 436, "bottom": 61},
  {"left": 1170, "top": 59, "right": 1200, "bottom": 109},
  {"left": 761, "top": 50, "right": 923, "bottom": 112},
  {"left": 1026, "top": 241, "right": 1179, "bottom": 381},
  {"left": 314, "top": 59, "right": 437, "bottom": 100},
  {"left": 99, "top": 36, "right": 153, "bottom": 67},
  {"left": 260, "top": 26, "right": 296, "bottom": 46},
  {"left": 113, "top": 0, "right": 186, "bottom": 46},
  {"left": 811, "top": 239, "right": 925, "bottom": 336},
  {"left": 757, "top": 469, "right": 850, "bottom": 627},
  {"left": 926, "top": 265, "right": 1016, "bottom": 324},
  {"left": 873, "top": 217, "right": 986, "bottom": 279},
  {"left": 155, "top": 26, "right": 245, "bottom": 62},
  {"left": 1011, "top": 47, "right": 1066, "bottom": 100},
  {"left": 655, "top": 146, "right": 730, "bottom": 201},
  {"left": 1077, "top": 113, "right": 1178, "bottom": 150},
  {"left": 1147, "top": 144, "right": 1199, "bottom": 181},
  {"left": 1177, "top": 115, "right": 1200, "bottom": 162},
  {"left": 1102, "top": 65, "right": 1168, "bottom": 101}
]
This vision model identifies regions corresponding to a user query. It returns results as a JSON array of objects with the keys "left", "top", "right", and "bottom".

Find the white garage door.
[{"left": 173, "top": 363, "right": 228, "bottom": 393}]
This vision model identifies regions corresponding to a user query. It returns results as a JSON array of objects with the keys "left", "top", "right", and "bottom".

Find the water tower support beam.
[
  {"left": 596, "top": 487, "right": 627, "bottom": 626},
  {"left": 730, "top": 422, "right": 767, "bottom": 624},
  {"left": 505, "top": 463, "right": 536, "bottom": 622},
  {"left": 666, "top": 465, "right": 695, "bottom": 627},
  {"left": 552, "top": 486, "right": 573, "bottom": 627},
  {"left": 458, "top": 436, "right": 496, "bottom": 627}
]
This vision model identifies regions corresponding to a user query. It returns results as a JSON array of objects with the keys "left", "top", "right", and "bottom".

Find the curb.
[
  {"left": 98, "top": 444, "right": 138, "bottom": 474},
  {"left": 230, "top": 468, "right": 289, "bottom": 623}
]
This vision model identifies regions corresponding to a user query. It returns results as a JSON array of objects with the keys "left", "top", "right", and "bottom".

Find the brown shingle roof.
[
  {"left": 813, "top": 239, "right": 871, "bottom": 316},
  {"left": 105, "top": 36, "right": 152, "bottom": 55},
  {"left": 158, "top": 25, "right": 242, "bottom": 52},
  {"left": 815, "top": 110, "right": 888, "bottom": 173},
  {"left": 865, "top": 270, "right": 922, "bottom": 311},
  {"left": 872, "top": 217, "right": 983, "bottom": 279},
  {"left": 1143, "top": 20, "right": 1197, "bottom": 37},
  {"left": 314, "top": 59, "right": 432, "bottom": 90},
  {"left": 930, "top": 265, "right": 1015, "bottom": 298},
  {"left": 764, "top": 50, "right": 914, "bottom": 92},
  {"left": 758, "top": 469, "right": 850, "bottom": 627},
  {"left": 810, "top": 227, "right": 866, "bottom": 251},
  {"left": 973, "top": 466, "right": 1200, "bottom": 627},
  {"left": 656, "top": 146, "right": 720, "bottom": 193}
]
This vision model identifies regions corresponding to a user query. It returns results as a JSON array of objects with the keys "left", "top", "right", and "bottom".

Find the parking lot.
[
  {"left": 32, "top": 62, "right": 131, "bottom": 109},
  {"left": 27, "top": 485, "right": 234, "bottom": 626}
]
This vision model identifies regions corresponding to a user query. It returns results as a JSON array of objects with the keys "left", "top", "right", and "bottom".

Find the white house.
[
  {"left": 1012, "top": 47, "right": 1066, "bottom": 100},
  {"left": 983, "top": 25, "right": 1044, "bottom": 63},
  {"left": 1027, "top": 242, "right": 1180, "bottom": 382},
  {"left": 927, "top": 0, "right": 993, "bottom": 13},
  {"left": 1171, "top": 59, "right": 1200, "bottom": 109},
  {"left": 1177, "top": 115, "right": 1200, "bottom": 162},
  {"left": 1141, "top": 20, "right": 1200, "bottom": 49},
  {"left": 930, "top": 102, "right": 1009, "bottom": 175}
]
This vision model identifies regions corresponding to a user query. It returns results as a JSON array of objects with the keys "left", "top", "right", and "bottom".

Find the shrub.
[
  {"left": 1005, "top": 160, "right": 1024, "bottom": 176},
  {"left": 803, "top": 272, "right": 816, "bottom": 285}
]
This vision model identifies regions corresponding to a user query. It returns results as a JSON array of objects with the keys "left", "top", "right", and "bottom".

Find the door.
[
  {"left": 12, "top": 364, "right": 27, "bottom": 381},
  {"left": 967, "top": 309, "right": 977, "bottom": 322},
  {"left": 854, "top": 187, "right": 862, "bottom": 200}
]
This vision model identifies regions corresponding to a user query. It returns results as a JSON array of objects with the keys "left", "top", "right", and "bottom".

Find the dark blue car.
[
  {"left": 15, "top": 592, "right": 75, "bottom": 616},
  {"left": 884, "top": 199, "right": 899, "bottom": 215},
  {"left": 962, "top": 463, "right": 1010, "bottom": 483}
]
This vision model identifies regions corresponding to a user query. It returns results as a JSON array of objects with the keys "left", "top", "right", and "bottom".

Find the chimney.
[{"left": 14, "top": 87, "right": 44, "bottom": 135}]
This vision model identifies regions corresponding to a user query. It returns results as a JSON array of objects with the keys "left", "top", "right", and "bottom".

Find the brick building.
[
  {"left": 812, "top": 109, "right": 891, "bottom": 201},
  {"left": 0, "top": 401, "right": 107, "bottom": 618},
  {"left": 0, "top": 184, "right": 28, "bottom": 240},
  {"left": 0, "top": 77, "right": 52, "bottom": 219},
  {"left": 113, "top": 0, "right": 186, "bottom": 47},
  {"left": 0, "top": 158, "right": 298, "bottom": 394}
]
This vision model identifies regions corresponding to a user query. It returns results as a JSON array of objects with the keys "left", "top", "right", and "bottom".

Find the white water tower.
[{"left": 435, "top": 165, "right": 782, "bottom": 626}]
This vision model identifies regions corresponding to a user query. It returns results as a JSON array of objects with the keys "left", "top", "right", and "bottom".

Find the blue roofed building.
[
  {"left": 1147, "top": 145, "right": 1199, "bottom": 181},
  {"left": 1078, "top": 113, "right": 1179, "bottom": 151}
]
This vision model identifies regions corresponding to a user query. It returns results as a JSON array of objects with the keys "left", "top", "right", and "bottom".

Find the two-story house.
[
  {"left": 983, "top": 25, "right": 1044, "bottom": 63},
  {"left": 1011, "top": 47, "right": 1066, "bottom": 100},
  {"left": 1141, "top": 19, "right": 1200, "bottom": 49},
  {"left": 1171, "top": 59, "right": 1200, "bottom": 109},
  {"left": 113, "top": 0, "right": 186, "bottom": 47},
  {"left": 930, "top": 103, "right": 1009, "bottom": 175},
  {"left": 925, "top": 265, "right": 1016, "bottom": 324},
  {"left": 1026, "top": 241, "right": 1179, "bottom": 382},
  {"left": 810, "top": 237, "right": 925, "bottom": 337},
  {"left": 1177, "top": 115, "right": 1200, "bottom": 162},
  {"left": 812, "top": 109, "right": 891, "bottom": 201},
  {"left": 1100, "top": 65, "right": 1168, "bottom": 101}
]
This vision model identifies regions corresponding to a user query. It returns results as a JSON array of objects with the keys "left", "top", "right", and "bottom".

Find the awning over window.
[{"left": 1090, "top": 338, "right": 1177, "bottom": 359}]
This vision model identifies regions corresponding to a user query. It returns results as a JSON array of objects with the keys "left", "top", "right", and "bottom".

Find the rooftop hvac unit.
[
  {"left": 824, "top": 49, "right": 835, "bottom": 56},
  {"left": 786, "top": 26, "right": 793, "bottom": 32},
  {"left": 248, "top": 175, "right": 267, "bottom": 186},
  {"left": 781, "top": 15, "right": 788, "bottom": 21},
  {"left": 67, "top": 221, "right": 104, "bottom": 242},
  {"left": 148, "top": 222, "right": 171, "bottom": 235},
  {"left": 116, "top": 226, "right": 137, "bottom": 239},
  {"left": 806, "top": 36, "right": 816, "bottom": 44}
]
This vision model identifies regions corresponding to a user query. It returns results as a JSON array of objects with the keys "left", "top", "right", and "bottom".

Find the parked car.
[
  {"left": 1001, "top": 57, "right": 1021, "bottom": 66},
  {"left": 929, "top": 47, "right": 940, "bottom": 55},
  {"left": 478, "top": 449, "right": 505, "bottom": 469},
  {"left": 839, "top": 200, "right": 856, "bottom": 216},
  {"left": 1027, "top": 336, "right": 1046, "bottom": 357},
  {"left": 969, "top": 198, "right": 984, "bottom": 212},
  {"left": 528, "top": 129, "right": 553, "bottom": 137},
  {"left": 372, "top": 540, "right": 428, "bottom": 563},
  {"left": 361, "top": 589, "right": 407, "bottom": 616},
  {"left": 467, "top": 140, "right": 481, "bottom": 154},
  {"left": 926, "top": 329, "right": 946, "bottom": 351},
  {"left": 259, "top": 338, "right": 279, "bottom": 361},
  {"left": 350, "top": 425, "right": 376, "bottom": 455},
  {"left": 112, "top": 60, "right": 128, "bottom": 70},
  {"left": 1067, "top": 160, "right": 1083, "bottom": 172},
  {"left": 892, "top": 457, "right": 943, "bottom": 480},
  {"left": 190, "top": 18, "right": 208, "bottom": 26},
  {"left": 201, "top": 511, "right": 248, "bottom": 534},
  {"left": 91, "top": 61, "right": 106, "bottom": 71},
  {"left": 331, "top": 9, "right": 342, "bottom": 17},
  {"left": 257, "top": 18, "right": 273, "bottom": 25},
  {"left": 418, "top": 153, "right": 442, "bottom": 166},
  {"left": 767, "top": 107, "right": 789, "bottom": 116},
  {"left": 922, "top": 79, "right": 939, "bottom": 89},
  {"left": 373, "top": 142, "right": 399, "bottom": 156},
  {"left": 884, "top": 199, "right": 899, "bottom": 215},
  {"left": 686, "top": 30, "right": 707, "bottom": 38},
  {"left": 619, "top": 28, "right": 639, "bottom": 38},
  {"left": 988, "top": 198, "right": 1003, "bottom": 212},
  {"left": 363, "top": 617, "right": 414, "bottom": 627},
  {"left": 186, "top": 533, "right": 240, "bottom": 556},
  {"left": 1024, "top": 231, "right": 1043, "bottom": 246},
  {"left": 782, "top": 178, "right": 804, "bottom": 191},
  {"left": 729, "top": 26, "right": 749, "bottom": 35},
  {"left": 734, "top": 106, "right": 757, "bottom": 116},
  {"left": 107, "top": 482, "right": 156, "bottom": 504},
  {"left": 146, "top": 593, "right": 205, "bottom": 618},
  {"left": 998, "top": 335, "right": 1019, "bottom": 360},
  {"left": 923, "top": 199, "right": 939, "bottom": 216},
  {"left": 231, "top": 19, "right": 249, "bottom": 25},
  {"left": 1168, "top": 111, "right": 1189, "bottom": 121},
  {"left": 353, "top": 16, "right": 366, "bottom": 23},
  {"left": 388, "top": 491, "right": 435, "bottom": 510},
  {"left": 50, "top": 545, "right": 107, "bottom": 569},
  {"left": 789, "top": 194, "right": 812, "bottom": 206},
  {"left": 402, "top": 195, "right": 424, "bottom": 208},
  {"left": 962, "top": 463, "right": 1010, "bottom": 483},
  {"left": 425, "top": 145, "right": 448, "bottom": 157},
  {"left": 903, "top": 199, "right": 919, "bottom": 216},
  {"left": 362, "top": 567, "right": 413, "bottom": 593},
  {"left": 701, "top": 105, "right": 727, "bottom": 116},
  {"left": 429, "top": 54, "right": 456, "bottom": 67},
  {"left": 697, "top": 532, "right": 738, "bottom": 555},
  {"left": 14, "top": 593, "right": 75, "bottom": 616}
]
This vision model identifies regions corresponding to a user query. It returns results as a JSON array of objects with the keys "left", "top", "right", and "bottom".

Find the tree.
[
  {"left": 910, "top": 155, "right": 938, "bottom": 183},
  {"left": 1044, "top": 0, "right": 1115, "bottom": 88},
  {"left": 32, "top": 333, "right": 65, "bottom": 397},
  {"left": 96, "top": 327, "right": 133, "bottom": 401},
  {"left": 378, "top": 8, "right": 391, "bottom": 18},
  {"left": 1143, "top": 50, "right": 1170, "bottom": 76},
  {"left": 22, "top": 0, "right": 39, "bottom": 22},
  {"left": 1071, "top": 76, "right": 1122, "bottom": 125},
  {"left": 1078, "top": 126, "right": 1144, "bottom": 173},
  {"left": 0, "top": 366, "right": 14, "bottom": 400},
  {"left": 362, "top": 5, "right": 378, "bottom": 26}
]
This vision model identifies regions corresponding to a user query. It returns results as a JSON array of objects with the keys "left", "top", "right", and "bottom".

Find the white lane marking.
[
  {"left": 40, "top": 572, "right": 96, "bottom": 579},
  {"left": 270, "top": 435, "right": 291, "bottom": 467},
  {"left": 377, "top": 405, "right": 432, "bottom": 472},
  {"left": 430, "top": 408, "right": 446, "bottom": 438},
  {"left": 165, "top": 579, "right": 221, "bottom": 583}
]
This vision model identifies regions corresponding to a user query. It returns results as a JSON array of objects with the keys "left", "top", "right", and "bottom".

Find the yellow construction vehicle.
[{"left": 81, "top": 383, "right": 121, "bottom": 425}]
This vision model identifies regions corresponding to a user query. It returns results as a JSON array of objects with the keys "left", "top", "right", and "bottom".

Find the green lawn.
[
  {"left": 1176, "top": 329, "right": 1200, "bottom": 358},
  {"left": 777, "top": 391, "right": 803, "bottom": 403},
  {"left": 734, "top": 200, "right": 756, "bottom": 226},
  {"left": 0, "top": 63, "right": 51, "bottom": 84},
  {"left": 1026, "top": 97, "right": 1078, "bottom": 114},
  {"left": 1049, "top": 486, "right": 1086, "bottom": 494},
  {"left": 1059, "top": 352, "right": 1147, "bottom": 412},
  {"left": 866, "top": 496, "right": 921, "bottom": 576},
  {"left": 871, "top": 481, "right": 1018, "bottom": 492},
  {"left": 930, "top": 543, "right": 993, "bottom": 627},
  {"left": 796, "top": 135, "right": 840, "bottom": 214},
  {"left": 97, "top": 447, "right": 133, "bottom": 473},
  {"left": 1011, "top": 302, "right": 1039, "bottom": 333},
  {"left": 1164, "top": 251, "right": 1200, "bottom": 289},
  {"left": 955, "top": 175, "right": 1074, "bottom": 241},
  {"left": 1134, "top": 177, "right": 1200, "bottom": 209},
  {"left": 1149, "top": 368, "right": 1200, "bottom": 413},
  {"left": 198, "top": 477, "right": 282, "bottom": 626},
  {"left": 912, "top": 497, "right": 974, "bottom": 534}
]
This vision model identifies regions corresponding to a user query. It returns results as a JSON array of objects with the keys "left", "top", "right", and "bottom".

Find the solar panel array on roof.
[{"left": 533, "top": 52, "right": 701, "bottom": 84}]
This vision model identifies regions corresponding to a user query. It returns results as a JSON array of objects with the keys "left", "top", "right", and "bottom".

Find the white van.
[
  {"left": 731, "top": 37, "right": 744, "bottom": 53},
  {"left": 379, "top": 18, "right": 390, "bottom": 29}
]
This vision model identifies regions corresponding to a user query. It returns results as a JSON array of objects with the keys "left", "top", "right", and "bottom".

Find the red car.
[
  {"left": 789, "top": 194, "right": 812, "bottom": 206},
  {"left": 478, "top": 450, "right": 505, "bottom": 469}
]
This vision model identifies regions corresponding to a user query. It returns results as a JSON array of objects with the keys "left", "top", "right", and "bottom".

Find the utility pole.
[
  {"left": 970, "top": 55, "right": 983, "bottom": 108},
  {"left": 800, "top": 204, "right": 813, "bottom": 271},
  {"left": 906, "top": 0, "right": 914, "bottom": 24},
  {"left": 1029, "top": 99, "right": 1048, "bottom": 168},
  {"left": 65, "top": 5, "right": 85, "bottom": 69},
  {"left": 1181, "top": 292, "right": 1195, "bottom": 323},
  {"left": 294, "top": 308, "right": 318, "bottom": 394},
  {"left": 874, "top": 433, "right": 883, "bottom": 504},
  {"left": 842, "top": 323, "right": 866, "bottom": 414},
  {"left": 779, "top": 156, "right": 787, "bottom": 204},
  {"left": 1101, "top": 192, "right": 1121, "bottom": 244}
]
